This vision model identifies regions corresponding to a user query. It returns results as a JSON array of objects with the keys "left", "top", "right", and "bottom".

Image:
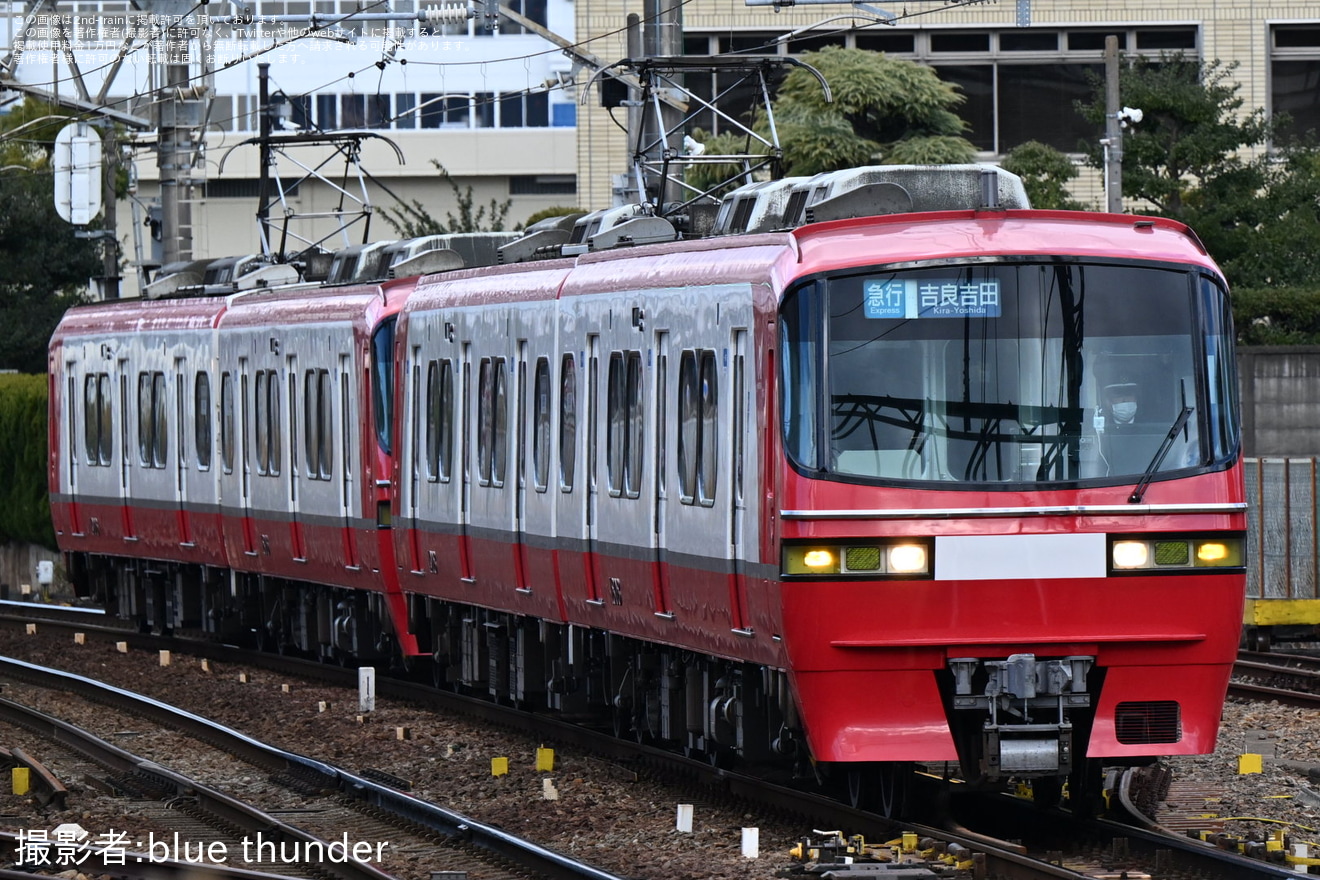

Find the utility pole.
[
  {"left": 100, "top": 126, "right": 120, "bottom": 298},
  {"left": 154, "top": 3, "right": 207, "bottom": 266},
  {"left": 1103, "top": 34, "right": 1123, "bottom": 214},
  {"left": 639, "top": 0, "right": 683, "bottom": 206}
]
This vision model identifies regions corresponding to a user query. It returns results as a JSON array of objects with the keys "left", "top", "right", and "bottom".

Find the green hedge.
[
  {"left": 1233, "top": 286, "right": 1320, "bottom": 346},
  {"left": 0, "top": 374, "right": 55, "bottom": 549}
]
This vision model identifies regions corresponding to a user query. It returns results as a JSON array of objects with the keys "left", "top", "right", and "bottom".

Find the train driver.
[{"left": 1102, "top": 382, "right": 1140, "bottom": 426}]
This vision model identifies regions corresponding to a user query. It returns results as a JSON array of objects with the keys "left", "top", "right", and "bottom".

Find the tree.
[
  {"left": 1001, "top": 141, "right": 1085, "bottom": 210},
  {"left": 771, "top": 47, "right": 978, "bottom": 176},
  {"left": 1078, "top": 55, "right": 1273, "bottom": 219},
  {"left": 383, "top": 160, "right": 513, "bottom": 236},
  {"left": 1074, "top": 53, "right": 1320, "bottom": 289},
  {"left": 0, "top": 98, "right": 101, "bottom": 373},
  {"left": 687, "top": 47, "right": 977, "bottom": 189}
]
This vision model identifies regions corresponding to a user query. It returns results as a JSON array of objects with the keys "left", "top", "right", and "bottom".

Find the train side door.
[
  {"left": 406, "top": 344, "right": 425, "bottom": 573},
  {"left": 585, "top": 334, "right": 602, "bottom": 604},
  {"left": 729, "top": 329, "right": 751, "bottom": 635},
  {"left": 117, "top": 359, "right": 136, "bottom": 540},
  {"left": 64, "top": 364, "right": 82, "bottom": 537},
  {"left": 287, "top": 353, "right": 306, "bottom": 561},
  {"left": 339, "top": 354, "right": 360, "bottom": 569},
  {"left": 238, "top": 356, "right": 257, "bottom": 556},
  {"left": 174, "top": 358, "right": 194, "bottom": 546},
  {"left": 514, "top": 341, "right": 530, "bottom": 590},
  {"left": 459, "top": 342, "right": 474, "bottom": 580},
  {"left": 651, "top": 331, "right": 673, "bottom": 618}
]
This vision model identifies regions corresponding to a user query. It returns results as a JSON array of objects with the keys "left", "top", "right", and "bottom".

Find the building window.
[
  {"left": 683, "top": 25, "right": 1199, "bottom": 154},
  {"left": 498, "top": 92, "right": 549, "bottom": 128},
  {"left": 1273, "top": 25, "right": 1320, "bottom": 142},
  {"left": 509, "top": 174, "right": 576, "bottom": 195},
  {"left": 317, "top": 93, "right": 337, "bottom": 129},
  {"left": 420, "top": 94, "right": 471, "bottom": 128},
  {"left": 395, "top": 93, "right": 417, "bottom": 128}
]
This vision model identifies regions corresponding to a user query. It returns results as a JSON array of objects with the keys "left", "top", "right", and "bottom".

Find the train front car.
[{"left": 777, "top": 210, "right": 1245, "bottom": 810}]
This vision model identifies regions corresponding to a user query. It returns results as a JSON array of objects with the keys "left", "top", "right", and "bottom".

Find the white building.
[{"left": 1, "top": 0, "right": 580, "bottom": 294}]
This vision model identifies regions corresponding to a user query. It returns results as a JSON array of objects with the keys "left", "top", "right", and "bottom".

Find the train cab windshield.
[{"left": 780, "top": 261, "right": 1239, "bottom": 487}]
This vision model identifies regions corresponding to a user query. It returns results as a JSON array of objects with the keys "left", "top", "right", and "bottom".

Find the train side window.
[
  {"left": 255, "top": 371, "right": 269, "bottom": 475},
  {"left": 478, "top": 358, "right": 493, "bottom": 486},
  {"left": 607, "top": 352, "right": 625, "bottom": 496},
  {"left": 98, "top": 374, "right": 112, "bottom": 466},
  {"left": 268, "top": 371, "right": 281, "bottom": 476},
  {"left": 559, "top": 354, "right": 576, "bottom": 492},
  {"left": 138, "top": 372, "right": 153, "bottom": 466},
  {"left": 532, "top": 357, "right": 550, "bottom": 492},
  {"left": 153, "top": 372, "right": 168, "bottom": 469},
  {"left": 195, "top": 372, "right": 212, "bottom": 470},
  {"left": 425, "top": 360, "right": 441, "bottom": 481},
  {"left": 318, "top": 369, "right": 333, "bottom": 479},
  {"left": 137, "top": 371, "right": 168, "bottom": 469},
  {"left": 677, "top": 352, "right": 698, "bottom": 502},
  {"left": 304, "top": 369, "right": 332, "bottom": 480},
  {"left": 698, "top": 351, "right": 718, "bottom": 506},
  {"left": 85, "top": 373, "right": 113, "bottom": 466},
  {"left": 625, "top": 351, "right": 643, "bottom": 498},
  {"left": 220, "top": 372, "right": 234, "bottom": 473},
  {"left": 436, "top": 359, "right": 454, "bottom": 481},
  {"left": 304, "top": 370, "right": 317, "bottom": 476},
  {"left": 493, "top": 358, "right": 508, "bottom": 487},
  {"left": 83, "top": 375, "right": 97, "bottom": 463},
  {"left": 254, "top": 369, "right": 281, "bottom": 476}
]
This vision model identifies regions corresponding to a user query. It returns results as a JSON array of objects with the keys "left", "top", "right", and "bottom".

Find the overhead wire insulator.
[{"left": 422, "top": 4, "right": 472, "bottom": 25}]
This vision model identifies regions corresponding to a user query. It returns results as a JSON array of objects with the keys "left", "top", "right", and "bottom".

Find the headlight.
[
  {"left": 783, "top": 541, "right": 931, "bottom": 577},
  {"left": 1110, "top": 534, "right": 1244, "bottom": 573}
]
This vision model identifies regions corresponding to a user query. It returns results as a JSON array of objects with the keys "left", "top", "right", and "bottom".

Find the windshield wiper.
[{"left": 1128, "top": 405, "right": 1194, "bottom": 504}]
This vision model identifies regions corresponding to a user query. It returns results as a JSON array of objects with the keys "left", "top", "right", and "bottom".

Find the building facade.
[{"left": 574, "top": 0, "right": 1320, "bottom": 211}]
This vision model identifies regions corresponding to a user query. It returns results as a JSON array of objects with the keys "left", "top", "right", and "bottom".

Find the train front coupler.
[{"left": 948, "top": 654, "right": 1094, "bottom": 781}]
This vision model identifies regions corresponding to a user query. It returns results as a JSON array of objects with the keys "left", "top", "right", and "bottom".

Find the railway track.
[
  {"left": 0, "top": 608, "right": 1309, "bottom": 879},
  {"left": 1233, "top": 649, "right": 1320, "bottom": 706},
  {"left": 0, "top": 651, "right": 627, "bottom": 880}
]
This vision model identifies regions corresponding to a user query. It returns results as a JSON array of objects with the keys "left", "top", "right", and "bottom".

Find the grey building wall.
[{"left": 1239, "top": 347, "right": 1320, "bottom": 458}]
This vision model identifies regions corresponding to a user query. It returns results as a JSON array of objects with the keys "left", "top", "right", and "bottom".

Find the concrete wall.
[{"left": 1239, "top": 346, "right": 1320, "bottom": 457}]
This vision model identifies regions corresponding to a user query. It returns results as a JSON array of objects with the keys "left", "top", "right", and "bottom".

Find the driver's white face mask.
[{"left": 1112, "top": 401, "right": 1137, "bottom": 424}]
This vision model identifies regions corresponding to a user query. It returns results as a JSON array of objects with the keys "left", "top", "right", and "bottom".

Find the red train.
[{"left": 49, "top": 165, "right": 1247, "bottom": 812}]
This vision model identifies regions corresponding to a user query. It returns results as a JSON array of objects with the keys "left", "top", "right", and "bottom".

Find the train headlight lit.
[
  {"left": 783, "top": 547, "right": 839, "bottom": 574},
  {"left": 1112, "top": 541, "right": 1149, "bottom": 569},
  {"left": 782, "top": 541, "right": 932, "bottom": 578},
  {"left": 803, "top": 549, "right": 836, "bottom": 570},
  {"left": 1109, "top": 534, "right": 1244, "bottom": 573},
  {"left": 1194, "top": 539, "right": 1243, "bottom": 567},
  {"left": 888, "top": 544, "right": 928, "bottom": 574}
]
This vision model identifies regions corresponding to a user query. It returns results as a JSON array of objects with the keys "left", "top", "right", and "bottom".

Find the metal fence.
[{"left": 1245, "top": 458, "right": 1319, "bottom": 601}]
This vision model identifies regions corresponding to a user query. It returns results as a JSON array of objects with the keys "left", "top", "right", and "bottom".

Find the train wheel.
[
  {"left": 1245, "top": 627, "right": 1272, "bottom": 653},
  {"left": 845, "top": 763, "right": 909, "bottom": 818}
]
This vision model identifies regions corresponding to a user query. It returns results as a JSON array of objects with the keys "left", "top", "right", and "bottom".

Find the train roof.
[
  {"left": 219, "top": 276, "right": 413, "bottom": 329},
  {"left": 50, "top": 292, "right": 232, "bottom": 342},
  {"left": 788, "top": 210, "right": 1220, "bottom": 277}
]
